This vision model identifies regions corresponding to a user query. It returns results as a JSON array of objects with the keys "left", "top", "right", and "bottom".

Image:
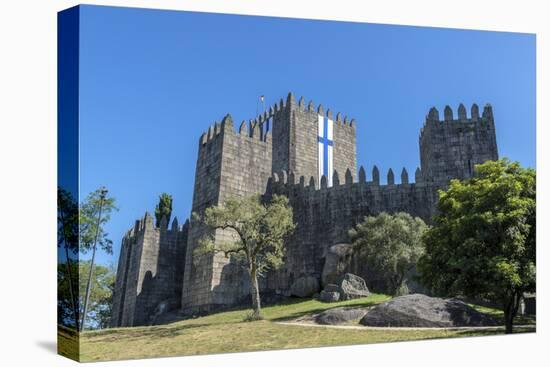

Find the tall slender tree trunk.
[
  {"left": 504, "top": 307, "right": 513, "bottom": 334},
  {"left": 504, "top": 292, "right": 521, "bottom": 334},
  {"left": 64, "top": 245, "right": 79, "bottom": 332},
  {"left": 81, "top": 244, "right": 97, "bottom": 331},
  {"left": 80, "top": 195, "right": 105, "bottom": 331},
  {"left": 249, "top": 264, "right": 262, "bottom": 319}
]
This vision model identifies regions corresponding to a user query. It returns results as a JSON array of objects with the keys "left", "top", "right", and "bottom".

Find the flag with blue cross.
[{"left": 318, "top": 114, "right": 334, "bottom": 186}]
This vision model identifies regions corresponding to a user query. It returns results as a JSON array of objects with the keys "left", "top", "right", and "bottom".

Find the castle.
[{"left": 111, "top": 92, "right": 498, "bottom": 327}]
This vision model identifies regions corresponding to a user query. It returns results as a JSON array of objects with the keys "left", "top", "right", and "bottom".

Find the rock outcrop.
[
  {"left": 360, "top": 294, "right": 497, "bottom": 327},
  {"left": 318, "top": 274, "right": 370, "bottom": 303},
  {"left": 337, "top": 273, "right": 370, "bottom": 300},
  {"left": 315, "top": 307, "right": 368, "bottom": 325}
]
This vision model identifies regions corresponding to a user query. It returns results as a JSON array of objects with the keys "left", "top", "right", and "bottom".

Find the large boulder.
[
  {"left": 315, "top": 307, "right": 368, "bottom": 325},
  {"left": 322, "top": 244, "right": 354, "bottom": 287},
  {"left": 319, "top": 290, "right": 340, "bottom": 303},
  {"left": 360, "top": 294, "right": 498, "bottom": 327},
  {"left": 337, "top": 273, "right": 370, "bottom": 300},
  {"left": 290, "top": 275, "right": 320, "bottom": 298}
]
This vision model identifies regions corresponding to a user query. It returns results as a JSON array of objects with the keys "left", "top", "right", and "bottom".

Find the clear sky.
[{"left": 77, "top": 5, "right": 536, "bottom": 266}]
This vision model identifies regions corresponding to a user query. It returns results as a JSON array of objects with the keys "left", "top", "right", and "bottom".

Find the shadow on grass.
[
  {"left": 452, "top": 326, "right": 534, "bottom": 338},
  {"left": 84, "top": 323, "right": 211, "bottom": 343},
  {"left": 468, "top": 303, "right": 537, "bottom": 326},
  {"left": 496, "top": 314, "right": 536, "bottom": 326}
]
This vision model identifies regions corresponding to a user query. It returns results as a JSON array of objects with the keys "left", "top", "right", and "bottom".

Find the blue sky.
[{"left": 77, "top": 5, "right": 536, "bottom": 265}]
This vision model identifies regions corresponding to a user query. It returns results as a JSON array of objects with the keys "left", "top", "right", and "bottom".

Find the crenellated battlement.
[
  {"left": 421, "top": 103, "right": 494, "bottom": 132},
  {"left": 198, "top": 114, "right": 273, "bottom": 149},
  {"left": 285, "top": 91, "right": 356, "bottom": 130},
  {"left": 123, "top": 212, "right": 188, "bottom": 241},
  {"left": 199, "top": 92, "right": 356, "bottom": 148},
  {"left": 267, "top": 165, "right": 424, "bottom": 194}
]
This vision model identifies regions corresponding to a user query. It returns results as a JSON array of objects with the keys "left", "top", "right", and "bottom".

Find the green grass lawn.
[
  {"left": 468, "top": 303, "right": 536, "bottom": 326},
  {"left": 68, "top": 294, "right": 534, "bottom": 362}
]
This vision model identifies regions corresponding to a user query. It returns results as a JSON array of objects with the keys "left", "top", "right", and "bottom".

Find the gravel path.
[{"left": 275, "top": 321, "right": 536, "bottom": 331}]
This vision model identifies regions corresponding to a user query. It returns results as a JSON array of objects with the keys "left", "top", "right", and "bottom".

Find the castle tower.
[
  {"left": 181, "top": 114, "right": 273, "bottom": 314},
  {"left": 272, "top": 93, "right": 357, "bottom": 185},
  {"left": 111, "top": 213, "right": 187, "bottom": 327},
  {"left": 181, "top": 92, "right": 358, "bottom": 313},
  {"left": 419, "top": 103, "right": 498, "bottom": 186}
]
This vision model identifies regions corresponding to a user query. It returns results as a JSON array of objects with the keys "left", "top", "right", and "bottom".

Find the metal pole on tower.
[{"left": 260, "top": 95, "right": 265, "bottom": 113}]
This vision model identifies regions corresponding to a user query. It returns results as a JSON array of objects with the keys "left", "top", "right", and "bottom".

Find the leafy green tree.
[
  {"left": 58, "top": 188, "right": 80, "bottom": 330},
  {"left": 419, "top": 159, "right": 536, "bottom": 334},
  {"left": 58, "top": 261, "right": 115, "bottom": 329},
  {"left": 195, "top": 195, "right": 295, "bottom": 319},
  {"left": 79, "top": 187, "right": 117, "bottom": 330},
  {"left": 79, "top": 261, "right": 116, "bottom": 329},
  {"left": 155, "top": 193, "right": 173, "bottom": 228},
  {"left": 349, "top": 212, "right": 427, "bottom": 295}
]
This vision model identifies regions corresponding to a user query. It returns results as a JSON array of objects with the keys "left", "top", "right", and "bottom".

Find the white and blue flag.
[{"left": 318, "top": 114, "right": 334, "bottom": 186}]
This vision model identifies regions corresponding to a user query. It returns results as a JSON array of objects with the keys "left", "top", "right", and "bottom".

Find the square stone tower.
[
  {"left": 419, "top": 103, "right": 498, "bottom": 186},
  {"left": 272, "top": 93, "right": 357, "bottom": 185},
  {"left": 181, "top": 92, "right": 358, "bottom": 313}
]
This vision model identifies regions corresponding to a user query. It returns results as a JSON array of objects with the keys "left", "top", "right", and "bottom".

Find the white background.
[{"left": 0, "top": 0, "right": 547, "bottom": 366}]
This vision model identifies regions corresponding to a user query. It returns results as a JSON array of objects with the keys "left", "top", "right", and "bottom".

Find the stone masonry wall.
[
  {"left": 181, "top": 114, "right": 273, "bottom": 314},
  {"left": 111, "top": 213, "right": 187, "bottom": 327},
  {"left": 274, "top": 93, "right": 357, "bottom": 183},
  {"left": 111, "top": 233, "right": 132, "bottom": 327},
  {"left": 263, "top": 166, "right": 437, "bottom": 294},
  {"left": 180, "top": 121, "right": 225, "bottom": 314},
  {"left": 420, "top": 103, "right": 498, "bottom": 186}
]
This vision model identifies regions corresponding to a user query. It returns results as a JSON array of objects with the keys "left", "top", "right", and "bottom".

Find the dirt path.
[{"left": 275, "top": 321, "right": 536, "bottom": 331}]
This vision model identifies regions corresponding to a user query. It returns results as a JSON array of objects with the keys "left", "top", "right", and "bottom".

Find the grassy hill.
[{"left": 61, "top": 294, "right": 535, "bottom": 362}]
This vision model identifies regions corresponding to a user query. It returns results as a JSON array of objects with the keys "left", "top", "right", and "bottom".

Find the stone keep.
[
  {"left": 111, "top": 92, "right": 498, "bottom": 326},
  {"left": 111, "top": 214, "right": 188, "bottom": 327}
]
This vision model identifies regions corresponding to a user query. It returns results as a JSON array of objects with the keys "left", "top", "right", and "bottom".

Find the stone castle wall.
[
  {"left": 112, "top": 93, "right": 499, "bottom": 323},
  {"left": 262, "top": 166, "right": 437, "bottom": 294},
  {"left": 181, "top": 114, "right": 274, "bottom": 314},
  {"left": 111, "top": 214, "right": 187, "bottom": 327},
  {"left": 420, "top": 103, "right": 498, "bottom": 185}
]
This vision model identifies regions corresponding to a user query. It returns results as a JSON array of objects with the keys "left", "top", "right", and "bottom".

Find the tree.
[
  {"left": 79, "top": 187, "right": 117, "bottom": 331},
  {"left": 57, "top": 187, "right": 80, "bottom": 330},
  {"left": 79, "top": 261, "right": 116, "bottom": 329},
  {"left": 349, "top": 212, "right": 427, "bottom": 295},
  {"left": 58, "top": 261, "right": 115, "bottom": 330},
  {"left": 194, "top": 195, "right": 295, "bottom": 319},
  {"left": 418, "top": 159, "right": 536, "bottom": 334},
  {"left": 155, "top": 193, "right": 173, "bottom": 228}
]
